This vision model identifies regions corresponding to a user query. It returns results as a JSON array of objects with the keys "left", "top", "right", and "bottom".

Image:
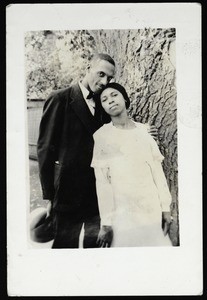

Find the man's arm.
[
  {"left": 145, "top": 124, "right": 158, "bottom": 141},
  {"left": 37, "top": 92, "right": 64, "bottom": 201}
]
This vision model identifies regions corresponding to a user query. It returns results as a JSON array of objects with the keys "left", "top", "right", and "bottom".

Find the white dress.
[{"left": 91, "top": 121, "right": 172, "bottom": 247}]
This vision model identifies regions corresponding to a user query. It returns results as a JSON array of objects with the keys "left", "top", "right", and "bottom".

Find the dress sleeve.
[
  {"left": 149, "top": 136, "right": 172, "bottom": 212},
  {"left": 152, "top": 161, "right": 172, "bottom": 211},
  {"left": 91, "top": 131, "right": 114, "bottom": 226},
  {"left": 91, "top": 131, "right": 110, "bottom": 169},
  {"left": 94, "top": 168, "right": 114, "bottom": 226},
  {"left": 149, "top": 135, "right": 165, "bottom": 163}
]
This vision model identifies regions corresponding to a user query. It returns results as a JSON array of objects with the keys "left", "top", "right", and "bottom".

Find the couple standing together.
[{"left": 37, "top": 53, "right": 173, "bottom": 248}]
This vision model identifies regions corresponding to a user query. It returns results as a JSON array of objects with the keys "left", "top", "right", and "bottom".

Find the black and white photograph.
[
  {"left": 7, "top": 3, "right": 202, "bottom": 296},
  {"left": 26, "top": 28, "right": 178, "bottom": 249}
]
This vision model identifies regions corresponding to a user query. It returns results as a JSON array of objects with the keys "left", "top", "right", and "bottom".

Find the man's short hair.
[{"left": 90, "top": 53, "right": 115, "bottom": 67}]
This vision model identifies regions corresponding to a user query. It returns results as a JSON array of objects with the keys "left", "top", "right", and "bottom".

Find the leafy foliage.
[{"left": 25, "top": 30, "right": 96, "bottom": 99}]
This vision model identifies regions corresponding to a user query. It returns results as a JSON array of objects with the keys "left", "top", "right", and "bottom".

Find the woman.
[{"left": 91, "top": 82, "right": 173, "bottom": 247}]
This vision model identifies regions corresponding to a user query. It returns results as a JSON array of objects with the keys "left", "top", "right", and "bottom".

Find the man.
[{"left": 37, "top": 53, "right": 115, "bottom": 248}]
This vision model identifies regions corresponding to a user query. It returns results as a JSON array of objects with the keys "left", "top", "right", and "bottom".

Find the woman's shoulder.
[
  {"left": 93, "top": 122, "right": 113, "bottom": 139},
  {"left": 133, "top": 121, "right": 155, "bottom": 142},
  {"left": 94, "top": 123, "right": 113, "bottom": 134},
  {"left": 133, "top": 121, "right": 149, "bottom": 131}
]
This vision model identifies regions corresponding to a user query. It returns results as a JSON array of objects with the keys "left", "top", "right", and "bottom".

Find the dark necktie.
[{"left": 86, "top": 90, "right": 94, "bottom": 99}]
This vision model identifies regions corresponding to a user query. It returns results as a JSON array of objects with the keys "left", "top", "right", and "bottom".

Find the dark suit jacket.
[{"left": 37, "top": 83, "right": 105, "bottom": 219}]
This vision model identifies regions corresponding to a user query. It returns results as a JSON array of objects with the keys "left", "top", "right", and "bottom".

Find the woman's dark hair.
[{"left": 100, "top": 82, "right": 130, "bottom": 109}]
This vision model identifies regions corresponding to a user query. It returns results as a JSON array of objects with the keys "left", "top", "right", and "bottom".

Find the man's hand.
[
  {"left": 97, "top": 225, "right": 113, "bottom": 247},
  {"left": 162, "top": 211, "right": 173, "bottom": 236},
  {"left": 45, "top": 200, "right": 52, "bottom": 218},
  {"left": 148, "top": 125, "right": 158, "bottom": 141}
]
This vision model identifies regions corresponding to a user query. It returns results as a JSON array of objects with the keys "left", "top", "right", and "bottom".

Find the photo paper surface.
[{"left": 7, "top": 3, "right": 202, "bottom": 296}]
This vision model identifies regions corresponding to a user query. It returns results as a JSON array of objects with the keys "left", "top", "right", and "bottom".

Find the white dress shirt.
[{"left": 78, "top": 81, "right": 95, "bottom": 116}]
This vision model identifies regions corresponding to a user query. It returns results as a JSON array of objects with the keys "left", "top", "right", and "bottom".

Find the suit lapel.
[{"left": 69, "top": 84, "right": 102, "bottom": 135}]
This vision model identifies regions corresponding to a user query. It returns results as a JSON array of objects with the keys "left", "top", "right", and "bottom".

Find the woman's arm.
[
  {"left": 94, "top": 167, "right": 114, "bottom": 226},
  {"left": 152, "top": 160, "right": 173, "bottom": 235},
  {"left": 147, "top": 133, "right": 172, "bottom": 212},
  {"left": 94, "top": 167, "right": 114, "bottom": 247},
  {"left": 152, "top": 161, "right": 172, "bottom": 212},
  {"left": 148, "top": 133, "right": 173, "bottom": 235}
]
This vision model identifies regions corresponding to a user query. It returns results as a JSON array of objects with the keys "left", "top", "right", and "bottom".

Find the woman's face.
[{"left": 100, "top": 88, "right": 126, "bottom": 117}]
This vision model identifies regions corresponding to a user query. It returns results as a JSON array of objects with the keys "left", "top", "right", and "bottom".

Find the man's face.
[{"left": 87, "top": 59, "right": 115, "bottom": 94}]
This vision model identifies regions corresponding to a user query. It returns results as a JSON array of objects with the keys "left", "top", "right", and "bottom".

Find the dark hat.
[
  {"left": 30, "top": 207, "right": 54, "bottom": 243},
  {"left": 100, "top": 82, "right": 131, "bottom": 109}
]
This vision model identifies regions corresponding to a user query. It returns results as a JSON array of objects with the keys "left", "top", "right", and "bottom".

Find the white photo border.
[{"left": 6, "top": 3, "right": 202, "bottom": 296}]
